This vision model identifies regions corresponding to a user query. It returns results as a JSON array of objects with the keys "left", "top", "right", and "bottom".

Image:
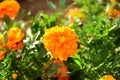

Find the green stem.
[{"left": 42, "top": 58, "right": 55, "bottom": 72}]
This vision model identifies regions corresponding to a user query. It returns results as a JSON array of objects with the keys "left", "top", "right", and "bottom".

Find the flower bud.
[
  {"left": 78, "top": 22, "right": 83, "bottom": 27},
  {"left": 16, "top": 55, "right": 21, "bottom": 60}
]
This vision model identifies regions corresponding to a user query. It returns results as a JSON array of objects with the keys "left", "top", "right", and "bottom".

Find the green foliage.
[
  {"left": 31, "top": 12, "right": 59, "bottom": 37},
  {"left": 74, "top": 0, "right": 105, "bottom": 15},
  {"left": 66, "top": 14, "right": 120, "bottom": 79},
  {"left": 0, "top": 0, "right": 3, "bottom": 2}
]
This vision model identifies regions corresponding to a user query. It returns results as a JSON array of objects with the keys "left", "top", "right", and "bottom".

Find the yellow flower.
[
  {"left": 99, "top": 75, "right": 116, "bottom": 80},
  {"left": 0, "top": 0, "right": 20, "bottom": 19},
  {"left": 6, "top": 27, "right": 25, "bottom": 50},
  {"left": 0, "top": 34, "right": 4, "bottom": 46},
  {"left": 43, "top": 26, "right": 79, "bottom": 60},
  {"left": 0, "top": 34, "right": 7, "bottom": 60}
]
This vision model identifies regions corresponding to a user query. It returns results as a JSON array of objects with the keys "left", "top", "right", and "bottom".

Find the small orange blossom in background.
[
  {"left": 6, "top": 27, "right": 25, "bottom": 50},
  {"left": 0, "top": 0, "right": 20, "bottom": 19},
  {"left": 0, "top": 2, "right": 4, "bottom": 18},
  {"left": 65, "top": 8, "right": 86, "bottom": 25},
  {"left": 107, "top": 0, "right": 120, "bottom": 18},
  {"left": 43, "top": 26, "right": 79, "bottom": 61},
  {"left": 0, "top": 27, "right": 24, "bottom": 60},
  {"left": 110, "top": 0, "right": 116, "bottom": 3},
  {"left": 113, "top": 10, "right": 120, "bottom": 17},
  {"left": 107, "top": 7, "right": 115, "bottom": 17},
  {"left": 12, "top": 73, "right": 18, "bottom": 80},
  {"left": 51, "top": 60, "right": 69, "bottom": 80},
  {"left": 107, "top": 7, "right": 120, "bottom": 17},
  {"left": 99, "top": 75, "right": 116, "bottom": 80}
]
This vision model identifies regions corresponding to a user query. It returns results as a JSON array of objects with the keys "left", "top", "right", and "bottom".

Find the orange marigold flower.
[
  {"left": 0, "top": 34, "right": 7, "bottom": 60},
  {"left": 113, "top": 10, "right": 120, "bottom": 17},
  {"left": 52, "top": 60, "right": 69, "bottom": 80},
  {"left": 12, "top": 73, "right": 18, "bottom": 79},
  {"left": 0, "top": 51, "right": 6, "bottom": 60},
  {"left": 0, "top": 0, "right": 20, "bottom": 19},
  {"left": 6, "top": 27, "right": 25, "bottom": 50},
  {"left": 99, "top": 75, "right": 116, "bottom": 80},
  {"left": 110, "top": 0, "right": 116, "bottom": 3},
  {"left": 65, "top": 8, "right": 85, "bottom": 18},
  {"left": 0, "top": 3, "right": 4, "bottom": 18},
  {"left": 107, "top": 7, "right": 120, "bottom": 17},
  {"left": 65, "top": 8, "right": 86, "bottom": 25},
  {"left": 43, "top": 26, "right": 79, "bottom": 61},
  {"left": 107, "top": 7, "right": 115, "bottom": 16}
]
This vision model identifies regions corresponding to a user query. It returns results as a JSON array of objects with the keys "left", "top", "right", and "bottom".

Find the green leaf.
[
  {"left": 12, "top": 21, "right": 18, "bottom": 27},
  {"left": 59, "top": 0, "right": 66, "bottom": 10},
  {"left": 3, "top": 32, "right": 8, "bottom": 44},
  {"left": 42, "top": 14, "right": 50, "bottom": 22},
  {"left": 33, "top": 12, "right": 41, "bottom": 24},
  {"left": 47, "top": 0, "right": 56, "bottom": 11}
]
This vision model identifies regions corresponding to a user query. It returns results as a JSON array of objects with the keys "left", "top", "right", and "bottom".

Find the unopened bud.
[
  {"left": 78, "top": 22, "right": 83, "bottom": 27},
  {"left": 12, "top": 73, "right": 17, "bottom": 79},
  {"left": 109, "top": 17, "right": 113, "bottom": 20},
  {"left": 16, "top": 55, "right": 21, "bottom": 60}
]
